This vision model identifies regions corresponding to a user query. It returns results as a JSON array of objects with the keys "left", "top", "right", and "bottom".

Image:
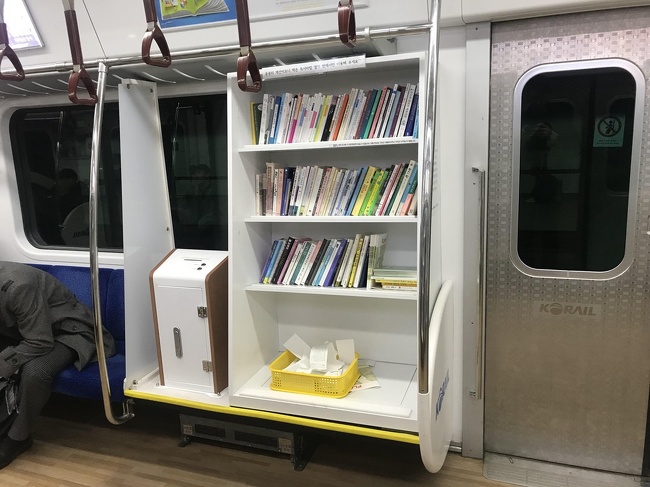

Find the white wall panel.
[
  {"left": 437, "top": 25, "right": 467, "bottom": 445},
  {"left": 462, "top": 0, "right": 650, "bottom": 23}
]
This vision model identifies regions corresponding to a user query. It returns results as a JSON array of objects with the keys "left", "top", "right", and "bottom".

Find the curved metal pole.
[
  {"left": 417, "top": 0, "right": 441, "bottom": 395},
  {"left": 89, "top": 62, "right": 134, "bottom": 425}
]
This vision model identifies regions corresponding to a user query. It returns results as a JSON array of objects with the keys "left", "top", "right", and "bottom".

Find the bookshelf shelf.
[
  {"left": 234, "top": 359, "right": 418, "bottom": 432},
  {"left": 244, "top": 216, "right": 417, "bottom": 223},
  {"left": 240, "top": 137, "right": 418, "bottom": 153},
  {"left": 245, "top": 283, "right": 418, "bottom": 300},
  {"left": 228, "top": 51, "right": 426, "bottom": 433}
]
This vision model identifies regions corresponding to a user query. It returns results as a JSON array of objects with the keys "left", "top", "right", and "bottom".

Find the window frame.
[
  {"left": 9, "top": 91, "right": 229, "bottom": 256},
  {"left": 10, "top": 103, "right": 123, "bottom": 251},
  {"left": 510, "top": 58, "right": 645, "bottom": 280}
]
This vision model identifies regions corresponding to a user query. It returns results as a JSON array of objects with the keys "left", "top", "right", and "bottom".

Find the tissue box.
[{"left": 269, "top": 350, "right": 360, "bottom": 398}]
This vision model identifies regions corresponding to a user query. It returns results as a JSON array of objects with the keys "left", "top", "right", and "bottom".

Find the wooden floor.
[{"left": 0, "top": 395, "right": 514, "bottom": 487}]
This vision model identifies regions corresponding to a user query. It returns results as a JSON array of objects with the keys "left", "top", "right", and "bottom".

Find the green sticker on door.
[{"left": 593, "top": 115, "right": 625, "bottom": 147}]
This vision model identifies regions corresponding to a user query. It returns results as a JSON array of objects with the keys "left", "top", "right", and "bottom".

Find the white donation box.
[{"left": 150, "top": 249, "right": 228, "bottom": 394}]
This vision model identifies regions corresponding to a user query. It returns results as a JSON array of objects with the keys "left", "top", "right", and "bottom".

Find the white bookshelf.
[{"left": 228, "top": 52, "right": 425, "bottom": 433}]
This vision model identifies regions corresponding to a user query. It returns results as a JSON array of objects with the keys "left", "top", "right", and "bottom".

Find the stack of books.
[
  {"left": 370, "top": 266, "right": 417, "bottom": 291},
  {"left": 250, "top": 83, "right": 419, "bottom": 145},
  {"left": 255, "top": 160, "right": 418, "bottom": 217}
]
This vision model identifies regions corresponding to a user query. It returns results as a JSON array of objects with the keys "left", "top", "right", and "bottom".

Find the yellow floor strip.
[{"left": 125, "top": 389, "right": 419, "bottom": 444}]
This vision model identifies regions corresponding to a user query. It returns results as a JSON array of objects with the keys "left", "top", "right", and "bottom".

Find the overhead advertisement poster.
[
  {"left": 156, "top": 0, "right": 236, "bottom": 28},
  {"left": 156, "top": 0, "right": 368, "bottom": 28},
  {"left": 5, "top": 0, "right": 43, "bottom": 50}
]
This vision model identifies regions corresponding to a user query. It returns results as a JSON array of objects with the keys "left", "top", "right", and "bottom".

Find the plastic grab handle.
[
  {"left": 142, "top": 0, "right": 172, "bottom": 68},
  {"left": 0, "top": 23, "right": 24, "bottom": 81},
  {"left": 64, "top": 7, "right": 97, "bottom": 105},
  {"left": 234, "top": 0, "right": 262, "bottom": 92},
  {"left": 338, "top": 0, "right": 356, "bottom": 48}
]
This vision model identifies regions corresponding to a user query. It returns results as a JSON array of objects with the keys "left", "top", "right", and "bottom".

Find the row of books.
[
  {"left": 250, "top": 83, "right": 419, "bottom": 145},
  {"left": 255, "top": 160, "right": 418, "bottom": 217},
  {"left": 260, "top": 233, "right": 393, "bottom": 290}
]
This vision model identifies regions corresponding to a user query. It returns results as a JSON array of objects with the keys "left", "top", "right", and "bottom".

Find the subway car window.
[
  {"left": 513, "top": 63, "right": 642, "bottom": 276},
  {"left": 159, "top": 96, "right": 228, "bottom": 250},
  {"left": 10, "top": 106, "right": 122, "bottom": 249},
  {"left": 10, "top": 94, "right": 228, "bottom": 252}
]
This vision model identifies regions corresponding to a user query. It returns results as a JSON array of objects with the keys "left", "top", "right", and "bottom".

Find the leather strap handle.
[
  {"left": 142, "top": 0, "right": 172, "bottom": 68},
  {"left": 63, "top": 2, "right": 97, "bottom": 105},
  {"left": 234, "top": 0, "right": 261, "bottom": 92},
  {"left": 338, "top": 0, "right": 356, "bottom": 48},
  {"left": 68, "top": 69, "right": 97, "bottom": 106},
  {"left": 0, "top": 23, "right": 24, "bottom": 81}
]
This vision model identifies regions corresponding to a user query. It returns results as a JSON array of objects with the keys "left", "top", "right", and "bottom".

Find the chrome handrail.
[
  {"left": 88, "top": 62, "right": 134, "bottom": 425},
  {"left": 472, "top": 167, "right": 486, "bottom": 400},
  {"left": 417, "top": 0, "right": 441, "bottom": 395}
]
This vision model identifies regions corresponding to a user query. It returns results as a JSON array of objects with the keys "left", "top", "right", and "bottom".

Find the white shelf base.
[
  {"left": 128, "top": 369, "right": 231, "bottom": 408},
  {"left": 245, "top": 216, "right": 417, "bottom": 223},
  {"left": 245, "top": 283, "right": 417, "bottom": 300},
  {"left": 240, "top": 138, "right": 418, "bottom": 152},
  {"left": 232, "top": 359, "right": 419, "bottom": 432}
]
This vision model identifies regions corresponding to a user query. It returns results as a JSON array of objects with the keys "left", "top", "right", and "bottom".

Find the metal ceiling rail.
[{"left": 13, "top": 22, "right": 432, "bottom": 78}]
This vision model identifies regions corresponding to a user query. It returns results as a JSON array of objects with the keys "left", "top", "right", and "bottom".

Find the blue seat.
[{"left": 28, "top": 264, "right": 126, "bottom": 402}]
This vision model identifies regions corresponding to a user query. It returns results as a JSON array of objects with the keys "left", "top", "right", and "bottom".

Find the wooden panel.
[{"left": 206, "top": 256, "right": 229, "bottom": 393}]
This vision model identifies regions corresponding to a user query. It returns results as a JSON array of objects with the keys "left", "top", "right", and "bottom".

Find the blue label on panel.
[{"left": 435, "top": 369, "right": 449, "bottom": 421}]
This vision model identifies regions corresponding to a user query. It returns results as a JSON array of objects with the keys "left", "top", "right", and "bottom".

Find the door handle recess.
[{"left": 173, "top": 327, "right": 183, "bottom": 358}]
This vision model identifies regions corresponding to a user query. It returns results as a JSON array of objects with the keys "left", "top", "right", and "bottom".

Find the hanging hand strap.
[
  {"left": 234, "top": 0, "right": 261, "bottom": 92},
  {"left": 0, "top": 0, "right": 24, "bottom": 81},
  {"left": 142, "top": 0, "right": 172, "bottom": 67},
  {"left": 63, "top": 0, "right": 97, "bottom": 105},
  {"left": 338, "top": 0, "right": 356, "bottom": 48}
]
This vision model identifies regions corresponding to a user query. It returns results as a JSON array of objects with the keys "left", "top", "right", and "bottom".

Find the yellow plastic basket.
[{"left": 269, "top": 350, "right": 360, "bottom": 398}]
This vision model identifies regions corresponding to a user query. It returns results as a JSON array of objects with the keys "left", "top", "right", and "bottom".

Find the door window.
[{"left": 511, "top": 60, "right": 645, "bottom": 278}]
